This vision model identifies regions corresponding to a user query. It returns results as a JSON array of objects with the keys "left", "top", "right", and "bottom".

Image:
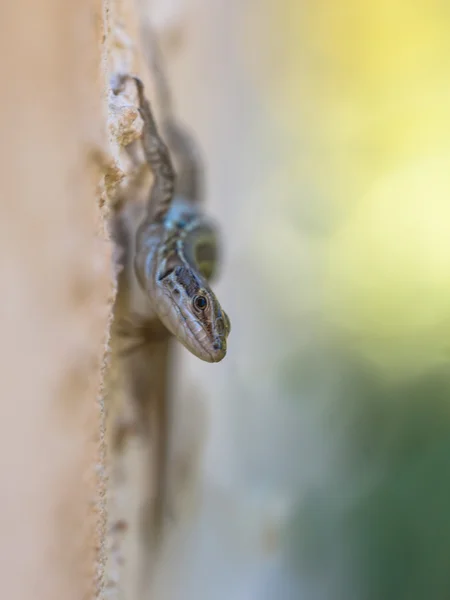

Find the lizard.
[{"left": 109, "top": 48, "right": 230, "bottom": 566}]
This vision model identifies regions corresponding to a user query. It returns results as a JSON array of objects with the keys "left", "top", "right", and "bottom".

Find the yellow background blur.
[{"left": 244, "top": 0, "right": 450, "bottom": 376}]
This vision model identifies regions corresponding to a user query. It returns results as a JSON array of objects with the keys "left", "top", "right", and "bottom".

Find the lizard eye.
[{"left": 193, "top": 295, "right": 208, "bottom": 311}]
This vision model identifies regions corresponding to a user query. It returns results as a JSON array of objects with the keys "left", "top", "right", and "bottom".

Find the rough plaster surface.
[{"left": 0, "top": 1, "right": 112, "bottom": 599}]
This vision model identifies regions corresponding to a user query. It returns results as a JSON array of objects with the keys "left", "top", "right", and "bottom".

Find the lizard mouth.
[
  {"left": 181, "top": 307, "right": 227, "bottom": 362},
  {"left": 181, "top": 314, "right": 227, "bottom": 363},
  {"left": 168, "top": 299, "right": 217, "bottom": 362}
]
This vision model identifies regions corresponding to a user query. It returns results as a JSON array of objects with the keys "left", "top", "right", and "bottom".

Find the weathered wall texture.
[
  {"left": 0, "top": 1, "right": 111, "bottom": 599},
  {"left": 102, "top": 1, "right": 218, "bottom": 597}
]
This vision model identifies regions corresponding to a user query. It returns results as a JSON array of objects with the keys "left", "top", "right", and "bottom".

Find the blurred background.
[{"left": 140, "top": 0, "right": 450, "bottom": 598}]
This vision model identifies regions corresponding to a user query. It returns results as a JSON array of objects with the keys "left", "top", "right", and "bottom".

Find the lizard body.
[{"left": 111, "top": 69, "right": 230, "bottom": 554}]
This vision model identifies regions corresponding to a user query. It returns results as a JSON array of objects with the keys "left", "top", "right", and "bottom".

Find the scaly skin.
[
  {"left": 112, "top": 72, "right": 230, "bottom": 563},
  {"left": 132, "top": 76, "right": 230, "bottom": 362}
]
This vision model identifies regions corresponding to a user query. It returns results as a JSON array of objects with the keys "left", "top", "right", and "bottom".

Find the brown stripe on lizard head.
[{"left": 174, "top": 266, "right": 200, "bottom": 298}]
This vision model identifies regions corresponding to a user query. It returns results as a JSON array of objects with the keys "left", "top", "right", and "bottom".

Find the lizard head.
[{"left": 155, "top": 264, "right": 230, "bottom": 363}]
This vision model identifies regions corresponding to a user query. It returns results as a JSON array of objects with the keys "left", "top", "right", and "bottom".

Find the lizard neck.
[{"left": 158, "top": 196, "right": 218, "bottom": 282}]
